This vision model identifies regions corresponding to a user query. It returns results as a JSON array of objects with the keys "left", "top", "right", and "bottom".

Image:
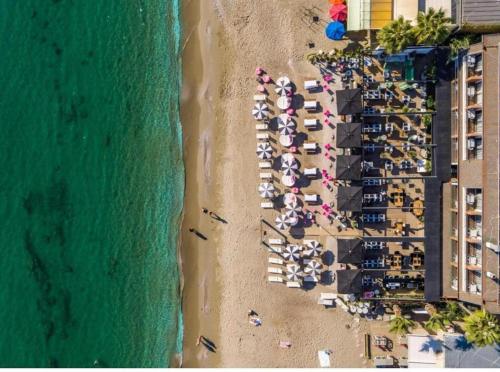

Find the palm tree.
[
  {"left": 376, "top": 16, "right": 416, "bottom": 54},
  {"left": 442, "top": 301, "right": 464, "bottom": 324},
  {"left": 464, "top": 309, "right": 500, "bottom": 347},
  {"left": 424, "top": 304, "right": 448, "bottom": 333},
  {"left": 414, "top": 7, "right": 452, "bottom": 46},
  {"left": 389, "top": 304, "right": 416, "bottom": 335}
]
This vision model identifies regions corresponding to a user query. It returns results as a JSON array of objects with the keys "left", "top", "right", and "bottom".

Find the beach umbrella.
[
  {"left": 329, "top": 0, "right": 345, "bottom": 4},
  {"left": 275, "top": 214, "right": 291, "bottom": 230},
  {"left": 283, "top": 192, "right": 298, "bottom": 206},
  {"left": 281, "top": 174, "right": 297, "bottom": 187},
  {"left": 304, "top": 240, "right": 322, "bottom": 257},
  {"left": 275, "top": 76, "right": 292, "bottom": 96},
  {"left": 285, "top": 202, "right": 302, "bottom": 213},
  {"left": 258, "top": 182, "right": 274, "bottom": 198},
  {"left": 325, "top": 21, "right": 346, "bottom": 41},
  {"left": 281, "top": 159, "right": 298, "bottom": 176},
  {"left": 285, "top": 209, "right": 300, "bottom": 226},
  {"left": 286, "top": 264, "right": 303, "bottom": 281},
  {"left": 278, "top": 117, "right": 296, "bottom": 135},
  {"left": 252, "top": 102, "right": 269, "bottom": 120},
  {"left": 305, "top": 260, "right": 322, "bottom": 275},
  {"left": 283, "top": 245, "right": 301, "bottom": 261},
  {"left": 329, "top": 4, "right": 347, "bottom": 22},
  {"left": 256, "top": 142, "right": 273, "bottom": 159}
]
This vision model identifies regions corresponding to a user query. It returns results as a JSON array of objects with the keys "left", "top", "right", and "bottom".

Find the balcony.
[
  {"left": 466, "top": 255, "right": 482, "bottom": 270},
  {"left": 466, "top": 54, "right": 483, "bottom": 79},
  {"left": 466, "top": 137, "right": 483, "bottom": 160},
  {"left": 466, "top": 192, "right": 482, "bottom": 214},
  {"left": 467, "top": 283, "right": 482, "bottom": 295},
  {"left": 466, "top": 85, "right": 483, "bottom": 108}
]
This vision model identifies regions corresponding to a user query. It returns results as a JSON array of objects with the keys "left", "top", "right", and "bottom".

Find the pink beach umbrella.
[
  {"left": 262, "top": 75, "right": 271, "bottom": 83},
  {"left": 286, "top": 108, "right": 295, "bottom": 115},
  {"left": 255, "top": 67, "right": 264, "bottom": 76},
  {"left": 257, "top": 84, "right": 266, "bottom": 93}
]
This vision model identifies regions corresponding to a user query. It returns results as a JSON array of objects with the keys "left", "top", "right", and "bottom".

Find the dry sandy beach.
[{"left": 180, "top": 0, "right": 371, "bottom": 367}]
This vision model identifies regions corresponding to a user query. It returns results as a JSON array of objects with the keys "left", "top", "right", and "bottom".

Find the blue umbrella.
[{"left": 325, "top": 21, "right": 345, "bottom": 40}]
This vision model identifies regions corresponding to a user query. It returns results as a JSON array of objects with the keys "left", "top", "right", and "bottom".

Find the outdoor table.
[
  {"left": 279, "top": 134, "right": 294, "bottom": 147},
  {"left": 277, "top": 96, "right": 292, "bottom": 110}
]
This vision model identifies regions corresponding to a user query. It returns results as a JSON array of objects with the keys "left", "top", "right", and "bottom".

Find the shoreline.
[{"left": 179, "top": 0, "right": 222, "bottom": 367}]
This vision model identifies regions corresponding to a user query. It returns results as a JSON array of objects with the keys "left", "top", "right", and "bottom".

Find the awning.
[
  {"left": 337, "top": 186, "right": 363, "bottom": 212},
  {"left": 336, "top": 238, "right": 364, "bottom": 264},
  {"left": 335, "top": 155, "right": 362, "bottom": 180},
  {"left": 336, "top": 88, "right": 362, "bottom": 115},
  {"left": 336, "top": 269, "right": 363, "bottom": 294},
  {"left": 336, "top": 122, "right": 362, "bottom": 148}
]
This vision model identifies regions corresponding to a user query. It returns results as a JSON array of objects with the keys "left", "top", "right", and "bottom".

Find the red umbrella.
[{"left": 329, "top": 4, "right": 347, "bottom": 22}]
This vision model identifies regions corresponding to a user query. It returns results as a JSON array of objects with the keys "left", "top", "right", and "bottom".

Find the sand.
[{"left": 180, "top": 0, "right": 372, "bottom": 367}]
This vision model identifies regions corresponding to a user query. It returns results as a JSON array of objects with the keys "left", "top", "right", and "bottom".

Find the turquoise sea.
[{"left": 0, "top": 0, "right": 183, "bottom": 367}]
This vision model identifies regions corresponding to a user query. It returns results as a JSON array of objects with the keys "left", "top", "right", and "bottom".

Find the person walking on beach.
[{"left": 202, "top": 207, "right": 208, "bottom": 214}]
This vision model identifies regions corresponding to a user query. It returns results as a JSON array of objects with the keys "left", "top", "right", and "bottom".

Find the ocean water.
[{"left": 0, "top": 0, "right": 183, "bottom": 367}]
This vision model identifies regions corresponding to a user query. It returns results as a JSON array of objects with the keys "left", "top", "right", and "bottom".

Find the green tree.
[
  {"left": 464, "top": 309, "right": 500, "bottom": 347},
  {"left": 377, "top": 16, "right": 416, "bottom": 54},
  {"left": 414, "top": 7, "right": 452, "bottom": 45},
  {"left": 389, "top": 305, "right": 416, "bottom": 335},
  {"left": 449, "top": 36, "right": 471, "bottom": 60},
  {"left": 424, "top": 303, "right": 448, "bottom": 333},
  {"left": 442, "top": 301, "right": 464, "bottom": 324}
]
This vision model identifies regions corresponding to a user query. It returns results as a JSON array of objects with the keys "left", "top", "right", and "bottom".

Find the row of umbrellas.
[
  {"left": 282, "top": 241, "right": 322, "bottom": 260},
  {"left": 252, "top": 76, "right": 293, "bottom": 120},
  {"left": 286, "top": 260, "right": 323, "bottom": 281}
]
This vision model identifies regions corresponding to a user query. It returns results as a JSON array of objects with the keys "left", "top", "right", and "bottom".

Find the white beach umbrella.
[
  {"left": 278, "top": 117, "right": 296, "bottom": 135},
  {"left": 286, "top": 264, "right": 302, "bottom": 281},
  {"left": 275, "top": 76, "right": 292, "bottom": 95},
  {"left": 305, "top": 260, "right": 322, "bottom": 275},
  {"left": 285, "top": 201, "right": 302, "bottom": 213},
  {"left": 285, "top": 209, "right": 300, "bottom": 226},
  {"left": 281, "top": 159, "right": 298, "bottom": 176},
  {"left": 283, "top": 192, "right": 298, "bottom": 206},
  {"left": 258, "top": 182, "right": 274, "bottom": 198},
  {"left": 281, "top": 153, "right": 295, "bottom": 163},
  {"left": 283, "top": 244, "right": 301, "bottom": 261},
  {"left": 275, "top": 214, "right": 291, "bottom": 230},
  {"left": 256, "top": 142, "right": 273, "bottom": 159},
  {"left": 252, "top": 102, "right": 269, "bottom": 120},
  {"left": 304, "top": 240, "right": 322, "bottom": 257},
  {"left": 281, "top": 174, "right": 296, "bottom": 187}
]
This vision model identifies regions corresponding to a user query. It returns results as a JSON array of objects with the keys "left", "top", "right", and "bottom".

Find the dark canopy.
[
  {"left": 336, "top": 122, "right": 362, "bottom": 148},
  {"left": 337, "top": 186, "right": 363, "bottom": 212},
  {"left": 336, "top": 269, "right": 363, "bottom": 294},
  {"left": 336, "top": 88, "right": 362, "bottom": 115},
  {"left": 337, "top": 239, "right": 364, "bottom": 264},
  {"left": 336, "top": 155, "right": 361, "bottom": 180}
]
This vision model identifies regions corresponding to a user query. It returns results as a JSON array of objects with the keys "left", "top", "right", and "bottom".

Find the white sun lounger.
[
  {"left": 268, "top": 267, "right": 283, "bottom": 274},
  {"left": 268, "top": 246, "right": 282, "bottom": 254},
  {"left": 304, "top": 275, "right": 318, "bottom": 283},
  {"left": 253, "top": 94, "right": 267, "bottom": 102},
  {"left": 304, "top": 80, "right": 319, "bottom": 90},
  {"left": 286, "top": 281, "right": 301, "bottom": 288},
  {"left": 256, "top": 133, "right": 269, "bottom": 141},
  {"left": 268, "top": 238, "right": 283, "bottom": 245},
  {"left": 304, "top": 194, "right": 319, "bottom": 203},
  {"left": 259, "top": 172, "right": 272, "bottom": 179},
  {"left": 268, "top": 275, "right": 284, "bottom": 283},
  {"left": 304, "top": 100, "right": 318, "bottom": 110},
  {"left": 304, "top": 118, "right": 318, "bottom": 129},
  {"left": 260, "top": 201, "right": 274, "bottom": 209},
  {"left": 320, "top": 293, "right": 338, "bottom": 300},
  {"left": 268, "top": 257, "right": 284, "bottom": 265},
  {"left": 304, "top": 167, "right": 318, "bottom": 177},
  {"left": 318, "top": 350, "right": 331, "bottom": 368},
  {"left": 259, "top": 161, "right": 271, "bottom": 169},
  {"left": 256, "top": 123, "right": 268, "bottom": 130},
  {"left": 304, "top": 142, "right": 318, "bottom": 152},
  {"left": 318, "top": 298, "right": 334, "bottom": 306}
]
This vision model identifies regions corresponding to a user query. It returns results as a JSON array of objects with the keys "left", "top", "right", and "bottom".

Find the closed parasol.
[
  {"left": 256, "top": 142, "right": 273, "bottom": 159},
  {"left": 305, "top": 259, "right": 322, "bottom": 275},
  {"left": 252, "top": 102, "right": 269, "bottom": 120},
  {"left": 283, "top": 244, "right": 301, "bottom": 261},
  {"left": 258, "top": 182, "right": 274, "bottom": 198},
  {"left": 275, "top": 76, "right": 292, "bottom": 96},
  {"left": 286, "top": 264, "right": 303, "bottom": 281}
]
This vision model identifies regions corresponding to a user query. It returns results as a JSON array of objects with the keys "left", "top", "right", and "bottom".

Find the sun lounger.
[
  {"left": 260, "top": 201, "right": 274, "bottom": 209},
  {"left": 320, "top": 293, "right": 338, "bottom": 300},
  {"left": 268, "top": 267, "right": 283, "bottom": 274},
  {"left": 253, "top": 94, "right": 267, "bottom": 102},
  {"left": 318, "top": 298, "right": 334, "bottom": 306},
  {"left": 268, "top": 246, "right": 282, "bottom": 254},
  {"left": 256, "top": 133, "right": 269, "bottom": 141},
  {"left": 259, "top": 172, "right": 272, "bottom": 180},
  {"left": 268, "top": 238, "right": 283, "bottom": 245},
  {"left": 304, "top": 100, "right": 318, "bottom": 110},
  {"left": 258, "top": 161, "right": 271, "bottom": 169},
  {"left": 286, "top": 281, "right": 301, "bottom": 288},
  {"left": 268, "top": 275, "right": 284, "bottom": 284},
  {"left": 304, "top": 167, "right": 318, "bottom": 177},
  {"left": 318, "top": 350, "right": 331, "bottom": 368},
  {"left": 304, "top": 118, "right": 318, "bottom": 129},
  {"left": 256, "top": 123, "right": 268, "bottom": 130},
  {"left": 303, "top": 142, "right": 318, "bottom": 152},
  {"left": 268, "top": 257, "right": 284, "bottom": 265},
  {"left": 304, "top": 194, "right": 319, "bottom": 203},
  {"left": 304, "top": 275, "right": 318, "bottom": 283},
  {"left": 304, "top": 80, "right": 319, "bottom": 90}
]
